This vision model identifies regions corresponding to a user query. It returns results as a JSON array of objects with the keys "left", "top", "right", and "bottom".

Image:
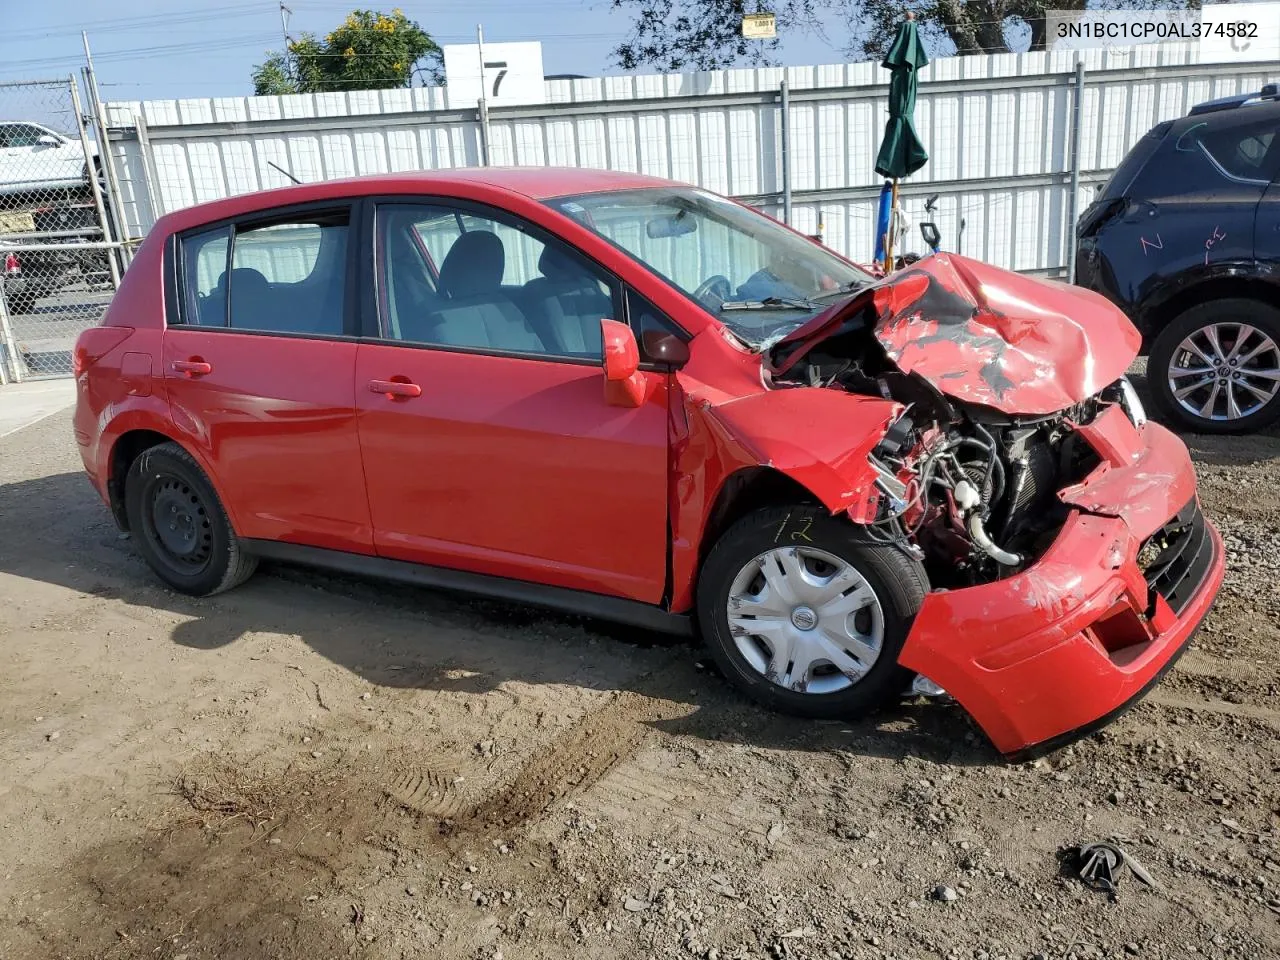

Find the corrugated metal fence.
[{"left": 103, "top": 42, "right": 1278, "bottom": 274}]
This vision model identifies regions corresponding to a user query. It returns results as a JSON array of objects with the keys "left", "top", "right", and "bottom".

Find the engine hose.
[
  {"left": 952, "top": 437, "right": 1005, "bottom": 505},
  {"left": 966, "top": 512, "right": 1022, "bottom": 566}
]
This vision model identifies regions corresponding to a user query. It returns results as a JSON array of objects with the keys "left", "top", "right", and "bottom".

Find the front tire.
[
  {"left": 1148, "top": 299, "right": 1280, "bottom": 434},
  {"left": 696, "top": 506, "right": 929, "bottom": 719},
  {"left": 124, "top": 442, "right": 257, "bottom": 596}
]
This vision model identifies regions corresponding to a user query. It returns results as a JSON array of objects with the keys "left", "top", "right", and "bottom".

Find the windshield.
[{"left": 545, "top": 187, "right": 873, "bottom": 347}]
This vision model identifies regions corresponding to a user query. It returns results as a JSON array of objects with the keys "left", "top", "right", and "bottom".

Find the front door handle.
[
  {"left": 369, "top": 378, "right": 422, "bottom": 399},
  {"left": 172, "top": 359, "right": 212, "bottom": 377}
]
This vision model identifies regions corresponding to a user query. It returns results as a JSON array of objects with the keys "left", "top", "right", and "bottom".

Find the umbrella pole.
[{"left": 885, "top": 177, "right": 899, "bottom": 271}]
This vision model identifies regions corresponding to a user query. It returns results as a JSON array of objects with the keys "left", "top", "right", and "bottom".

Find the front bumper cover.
[{"left": 897, "top": 410, "right": 1225, "bottom": 757}]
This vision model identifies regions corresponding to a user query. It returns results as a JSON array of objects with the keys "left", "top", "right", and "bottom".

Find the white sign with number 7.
[{"left": 443, "top": 41, "right": 547, "bottom": 109}]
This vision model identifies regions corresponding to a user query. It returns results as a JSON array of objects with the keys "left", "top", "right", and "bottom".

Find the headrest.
[
  {"left": 538, "top": 244, "right": 584, "bottom": 280},
  {"left": 438, "top": 231, "right": 505, "bottom": 299}
]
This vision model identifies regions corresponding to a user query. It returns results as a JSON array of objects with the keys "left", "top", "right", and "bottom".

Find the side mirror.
[
  {"left": 601, "top": 319, "right": 646, "bottom": 408},
  {"left": 920, "top": 222, "right": 941, "bottom": 250},
  {"left": 641, "top": 327, "right": 690, "bottom": 368},
  {"left": 36, "top": 135, "right": 60, "bottom": 148}
]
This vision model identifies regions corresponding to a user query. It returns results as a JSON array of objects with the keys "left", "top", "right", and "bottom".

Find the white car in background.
[{"left": 0, "top": 121, "right": 97, "bottom": 198}]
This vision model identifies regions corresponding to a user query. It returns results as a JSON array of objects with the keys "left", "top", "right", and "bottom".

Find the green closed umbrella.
[{"left": 874, "top": 15, "right": 929, "bottom": 269}]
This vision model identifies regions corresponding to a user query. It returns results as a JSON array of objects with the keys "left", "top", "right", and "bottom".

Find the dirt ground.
[{"left": 1, "top": 402, "right": 1278, "bottom": 960}]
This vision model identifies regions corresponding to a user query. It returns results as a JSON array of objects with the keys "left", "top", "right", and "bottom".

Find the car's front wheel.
[
  {"left": 1148, "top": 299, "right": 1280, "bottom": 434},
  {"left": 124, "top": 442, "right": 257, "bottom": 596},
  {"left": 696, "top": 505, "right": 929, "bottom": 719}
]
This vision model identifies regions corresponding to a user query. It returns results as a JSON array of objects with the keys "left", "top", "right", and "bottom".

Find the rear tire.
[
  {"left": 124, "top": 442, "right": 257, "bottom": 596},
  {"left": 695, "top": 505, "right": 929, "bottom": 720},
  {"left": 1148, "top": 299, "right": 1280, "bottom": 434}
]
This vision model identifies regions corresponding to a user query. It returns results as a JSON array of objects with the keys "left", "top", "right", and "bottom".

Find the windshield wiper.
[
  {"left": 719, "top": 296, "right": 821, "bottom": 311},
  {"left": 812, "top": 280, "right": 868, "bottom": 302}
]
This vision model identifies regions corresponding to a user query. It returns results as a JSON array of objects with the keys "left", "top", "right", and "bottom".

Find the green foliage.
[
  {"left": 611, "top": 0, "right": 1200, "bottom": 71},
  {"left": 252, "top": 8, "right": 443, "bottom": 95}
]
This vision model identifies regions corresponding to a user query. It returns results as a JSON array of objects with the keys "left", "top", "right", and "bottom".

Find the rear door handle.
[
  {"left": 369, "top": 378, "right": 422, "bottom": 399},
  {"left": 172, "top": 359, "right": 212, "bottom": 377}
]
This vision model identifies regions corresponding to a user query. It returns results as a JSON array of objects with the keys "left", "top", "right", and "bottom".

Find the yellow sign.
[{"left": 742, "top": 12, "right": 777, "bottom": 39}]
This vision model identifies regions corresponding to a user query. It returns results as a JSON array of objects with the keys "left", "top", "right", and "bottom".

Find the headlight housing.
[{"left": 1113, "top": 376, "right": 1147, "bottom": 428}]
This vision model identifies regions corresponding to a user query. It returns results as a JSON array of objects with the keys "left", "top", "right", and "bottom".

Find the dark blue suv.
[{"left": 1075, "top": 86, "right": 1280, "bottom": 434}]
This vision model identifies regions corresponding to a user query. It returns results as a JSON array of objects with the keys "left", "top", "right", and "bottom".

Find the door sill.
[{"left": 241, "top": 539, "right": 694, "bottom": 636}]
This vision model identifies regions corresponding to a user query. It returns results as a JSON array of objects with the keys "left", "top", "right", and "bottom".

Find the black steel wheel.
[{"left": 124, "top": 442, "right": 257, "bottom": 596}]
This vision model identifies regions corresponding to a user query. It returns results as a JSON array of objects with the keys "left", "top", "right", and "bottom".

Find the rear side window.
[
  {"left": 1197, "top": 123, "right": 1277, "bottom": 182},
  {"left": 177, "top": 209, "right": 350, "bottom": 336}
]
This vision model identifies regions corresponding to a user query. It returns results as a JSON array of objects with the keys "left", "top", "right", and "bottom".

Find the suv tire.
[
  {"left": 696, "top": 505, "right": 929, "bottom": 719},
  {"left": 1148, "top": 299, "right": 1280, "bottom": 434}
]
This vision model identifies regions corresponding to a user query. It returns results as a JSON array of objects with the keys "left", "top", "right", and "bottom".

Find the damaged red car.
[{"left": 72, "top": 169, "right": 1224, "bottom": 758}]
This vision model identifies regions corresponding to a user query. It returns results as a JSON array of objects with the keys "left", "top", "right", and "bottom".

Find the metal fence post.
[
  {"left": 82, "top": 36, "right": 131, "bottom": 265},
  {"left": 476, "top": 24, "right": 493, "bottom": 166},
  {"left": 68, "top": 75, "right": 120, "bottom": 289},
  {"left": 780, "top": 79, "right": 792, "bottom": 225},
  {"left": 1065, "top": 60, "right": 1085, "bottom": 283},
  {"left": 0, "top": 292, "right": 23, "bottom": 383},
  {"left": 135, "top": 112, "right": 164, "bottom": 224}
]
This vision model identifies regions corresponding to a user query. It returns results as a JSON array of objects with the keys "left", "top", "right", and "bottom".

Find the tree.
[
  {"left": 610, "top": 0, "right": 822, "bottom": 72},
  {"left": 252, "top": 8, "right": 444, "bottom": 96},
  {"left": 611, "top": 0, "right": 1197, "bottom": 71}
]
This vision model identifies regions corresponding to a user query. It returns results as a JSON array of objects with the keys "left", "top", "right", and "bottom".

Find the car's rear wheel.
[
  {"left": 696, "top": 505, "right": 929, "bottom": 719},
  {"left": 124, "top": 442, "right": 256, "bottom": 596},
  {"left": 1148, "top": 299, "right": 1280, "bottom": 434}
]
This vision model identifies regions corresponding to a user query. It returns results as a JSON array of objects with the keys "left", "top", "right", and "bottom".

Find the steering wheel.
[{"left": 692, "top": 274, "right": 733, "bottom": 308}]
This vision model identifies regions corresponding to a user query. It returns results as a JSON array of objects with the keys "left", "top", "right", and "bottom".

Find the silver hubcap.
[
  {"left": 1168, "top": 321, "right": 1280, "bottom": 422},
  {"left": 726, "top": 546, "right": 885, "bottom": 695}
]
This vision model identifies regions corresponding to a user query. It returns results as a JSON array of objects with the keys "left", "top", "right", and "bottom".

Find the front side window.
[
  {"left": 546, "top": 187, "right": 873, "bottom": 348},
  {"left": 177, "top": 210, "right": 350, "bottom": 335},
  {"left": 377, "top": 202, "right": 619, "bottom": 359}
]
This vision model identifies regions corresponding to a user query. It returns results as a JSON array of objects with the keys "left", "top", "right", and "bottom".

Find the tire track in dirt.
[
  {"left": 460, "top": 688, "right": 692, "bottom": 831},
  {"left": 1148, "top": 690, "right": 1280, "bottom": 728}
]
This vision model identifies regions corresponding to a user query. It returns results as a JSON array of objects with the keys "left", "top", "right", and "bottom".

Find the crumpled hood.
[{"left": 772, "top": 253, "right": 1142, "bottom": 416}]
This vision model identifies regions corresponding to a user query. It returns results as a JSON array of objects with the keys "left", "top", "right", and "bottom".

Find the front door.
[
  {"left": 164, "top": 206, "right": 373, "bottom": 553},
  {"left": 354, "top": 200, "right": 670, "bottom": 603}
]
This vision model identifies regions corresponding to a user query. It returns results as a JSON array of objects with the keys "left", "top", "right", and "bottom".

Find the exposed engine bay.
[
  {"left": 771, "top": 331, "right": 1149, "bottom": 589},
  {"left": 761, "top": 253, "right": 1150, "bottom": 589}
]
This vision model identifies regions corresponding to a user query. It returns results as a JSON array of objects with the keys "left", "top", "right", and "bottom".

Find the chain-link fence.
[{"left": 0, "top": 77, "right": 122, "bottom": 381}]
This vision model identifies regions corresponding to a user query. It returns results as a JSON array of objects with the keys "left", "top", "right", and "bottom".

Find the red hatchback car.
[{"left": 73, "top": 168, "right": 1224, "bottom": 758}]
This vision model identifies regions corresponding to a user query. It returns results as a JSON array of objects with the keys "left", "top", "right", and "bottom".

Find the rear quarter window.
[{"left": 1098, "top": 120, "right": 1172, "bottom": 201}]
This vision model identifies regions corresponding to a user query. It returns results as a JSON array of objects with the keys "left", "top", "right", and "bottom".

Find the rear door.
[
  {"left": 164, "top": 204, "right": 373, "bottom": 553},
  {"left": 354, "top": 199, "right": 670, "bottom": 603}
]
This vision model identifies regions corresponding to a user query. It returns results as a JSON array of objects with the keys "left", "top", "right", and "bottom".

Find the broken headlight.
[{"left": 1108, "top": 376, "right": 1147, "bottom": 428}]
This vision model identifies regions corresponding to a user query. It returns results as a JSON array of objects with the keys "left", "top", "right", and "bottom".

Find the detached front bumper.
[{"left": 897, "top": 408, "right": 1225, "bottom": 758}]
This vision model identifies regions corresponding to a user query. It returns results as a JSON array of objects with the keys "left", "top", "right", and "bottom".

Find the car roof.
[{"left": 155, "top": 167, "right": 682, "bottom": 235}]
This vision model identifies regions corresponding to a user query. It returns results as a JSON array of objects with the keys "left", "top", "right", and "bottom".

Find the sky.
[{"left": 1, "top": 0, "right": 850, "bottom": 102}]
